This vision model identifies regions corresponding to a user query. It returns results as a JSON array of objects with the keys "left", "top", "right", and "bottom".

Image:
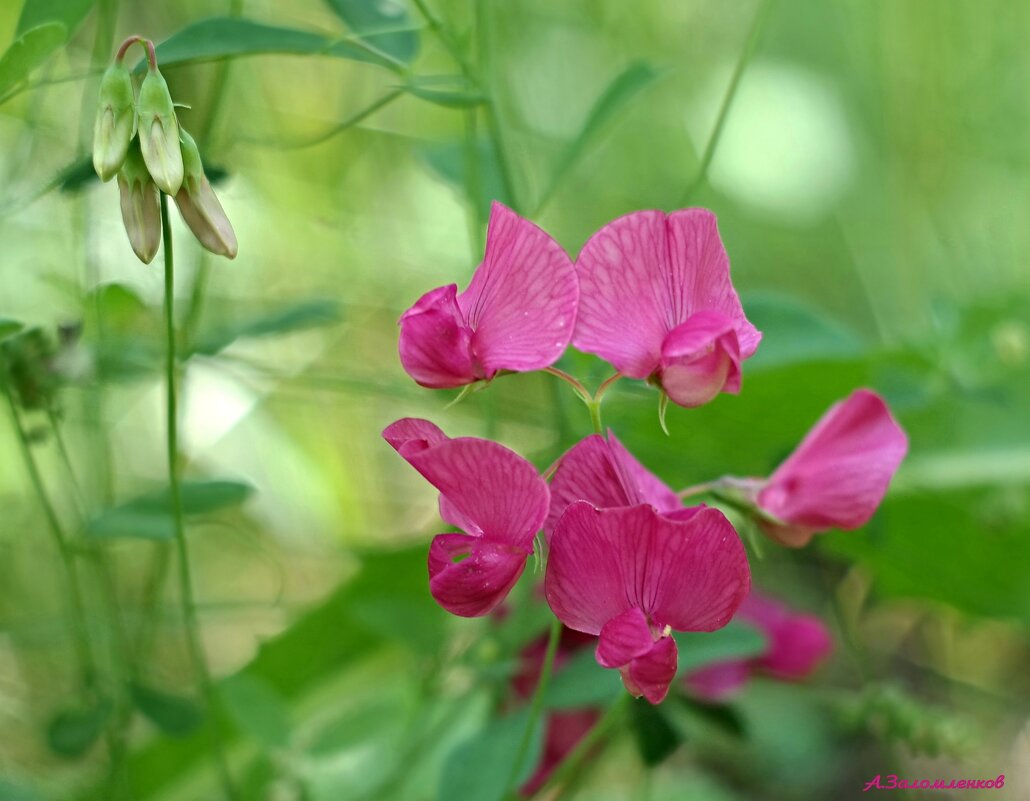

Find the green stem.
[
  {"left": 543, "top": 366, "right": 591, "bottom": 404},
  {"left": 680, "top": 0, "right": 776, "bottom": 204},
  {"left": 588, "top": 400, "right": 603, "bottom": 435},
  {"left": 161, "top": 194, "right": 239, "bottom": 801},
  {"left": 505, "top": 617, "right": 562, "bottom": 796},
  {"left": 475, "top": 0, "right": 519, "bottom": 212},
  {"left": 530, "top": 693, "right": 630, "bottom": 799},
  {"left": 2, "top": 380, "right": 95, "bottom": 691}
]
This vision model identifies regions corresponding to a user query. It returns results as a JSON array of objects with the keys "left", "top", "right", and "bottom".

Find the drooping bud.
[
  {"left": 137, "top": 67, "right": 183, "bottom": 195},
  {"left": 117, "top": 143, "right": 161, "bottom": 263},
  {"left": 92, "top": 63, "right": 136, "bottom": 181},
  {"left": 173, "top": 129, "right": 238, "bottom": 258}
]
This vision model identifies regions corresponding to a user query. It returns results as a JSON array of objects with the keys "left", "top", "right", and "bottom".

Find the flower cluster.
[
  {"left": 92, "top": 36, "right": 237, "bottom": 263},
  {"left": 385, "top": 203, "right": 908, "bottom": 706}
]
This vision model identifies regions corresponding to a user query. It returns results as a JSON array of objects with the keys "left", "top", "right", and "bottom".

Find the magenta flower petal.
[
  {"left": 398, "top": 285, "right": 478, "bottom": 388},
  {"left": 383, "top": 418, "right": 550, "bottom": 616},
  {"left": 625, "top": 636, "right": 678, "bottom": 705},
  {"left": 596, "top": 607, "right": 654, "bottom": 668},
  {"left": 659, "top": 311, "right": 742, "bottom": 408},
  {"left": 573, "top": 208, "right": 760, "bottom": 407},
  {"left": 428, "top": 534, "right": 530, "bottom": 617},
  {"left": 756, "top": 389, "right": 908, "bottom": 545},
  {"left": 740, "top": 593, "right": 833, "bottom": 680},
  {"left": 545, "top": 502, "right": 750, "bottom": 704},
  {"left": 458, "top": 202, "right": 579, "bottom": 376},
  {"left": 544, "top": 431, "right": 681, "bottom": 539}
]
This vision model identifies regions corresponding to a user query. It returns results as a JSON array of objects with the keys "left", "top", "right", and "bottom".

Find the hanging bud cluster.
[{"left": 91, "top": 36, "right": 237, "bottom": 263}]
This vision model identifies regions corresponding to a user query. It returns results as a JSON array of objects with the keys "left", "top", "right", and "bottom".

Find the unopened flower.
[
  {"left": 545, "top": 502, "right": 750, "bottom": 704},
  {"left": 383, "top": 417, "right": 549, "bottom": 616},
  {"left": 544, "top": 430, "right": 683, "bottom": 539},
  {"left": 573, "top": 209, "right": 760, "bottom": 408},
  {"left": 398, "top": 202, "right": 578, "bottom": 388},
  {"left": 174, "top": 129, "right": 237, "bottom": 258},
  {"left": 685, "top": 590, "right": 833, "bottom": 701},
  {"left": 116, "top": 143, "right": 161, "bottom": 263},
  {"left": 92, "top": 63, "right": 135, "bottom": 181},
  {"left": 137, "top": 67, "right": 183, "bottom": 195},
  {"left": 753, "top": 389, "right": 908, "bottom": 546}
]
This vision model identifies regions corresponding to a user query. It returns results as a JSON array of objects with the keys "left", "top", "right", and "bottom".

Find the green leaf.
[
  {"left": 324, "top": 0, "right": 419, "bottom": 63},
  {"left": 402, "top": 77, "right": 484, "bottom": 108},
  {"left": 191, "top": 299, "right": 341, "bottom": 356},
  {"left": 57, "top": 155, "right": 98, "bottom": 192},
  {"left": 0, "top": 23, "right": 67, "bottom": 100},
  {"left": 130, "top": 683, "right": 205, "bottom": 736},
  {"left": 46, "top": 700, "right": 112, "bottom": 758},
  {"left": 545, "top": 648, "right": 621, "bottom": 709},
  {"left": 16, "top": 0, "right": 93, "bottom": 37},
  {"left": 85, "top": 480, "right": 253, "bottom": 540},
  {"left": 630, "top": 698, "right": 683, "bottom": 766},
  {"left": 0, "top": 317, "right": 23, "bottom": 343},
  {"left": 438, "top": 710, "right": 544, "bottom": 801},
  {"left": 147, "top": 17, "right": 404, "bottom": 74},
  {"left": 219, "top": 675, "right": 290, "bottom": 748},
  {"left": 673, "top": 621, "right": 768, "bottom": 675},
  {"left": 537, "top": 61, "right": 658, "bottom": 209}
]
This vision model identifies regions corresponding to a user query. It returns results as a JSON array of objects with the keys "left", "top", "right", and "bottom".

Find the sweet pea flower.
[
  {"left": 383, "top": 418, "right": 549, "bottom": 616},
  {"left": 544, "top": 430, "right": 683, "bottom": 540},
  {"left": 753, "top": 389, "right": 908, "bottom": 547},
  {"left": 398, "top": 202, "right": 578, "bottom": 389},
  {"left": 573, "top": 208, "right": 760, "bottom": 408},
  {"left": 545, "top": 502, "right": 750, "bottom": 704},
  {"left": 685, "top": 591, "right": 833, "bottom": 701}
]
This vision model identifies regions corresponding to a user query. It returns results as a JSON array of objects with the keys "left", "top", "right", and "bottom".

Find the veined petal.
[
  {"left": 624, "top": 636, "right": 678, "bottom": 704},
  {"left": 596, "top": 607, "right": 654, "bottom": 669},
  {"left": 428, "top": 534, "right": 529, "bottom": 617},
  {"left": 398, "top": 285, "right": 479, "bottom": 388},
  {"left": 458, "top": 202, "right": 578, "bottom": 375},
  {"left": 545, "top": 503, "right": 750, "bottom": 635},
  {"left": 757, "top": 389, "right": 908, "bottom": 534},
  {"left": 383, "top": 423, "right": 549, "bottom": 549},
  {"left": 659, "top": 311, "right": 742, "bottom": 408},
  {"left": 666, "top": 209, "right": 761, "bottom": 358},
  {"left": 572, "top": 210, "right": 674, "bottom": 377},
  {"left": 544, "top": 431, "right": 680, "bottom": 540},
  {"left": 382, "top": 417, "right": 449, "bottom": 456}
]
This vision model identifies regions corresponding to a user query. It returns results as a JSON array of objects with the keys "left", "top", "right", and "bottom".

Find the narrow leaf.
[
  {"left": 438, "top": 710, "right": 544, "bottom": 801},
  {"left": 148, "top": 17, "right": 405, "bottom": 73},
  {"left": 545, "top": 648, "right": 621, "bottom": 709},
  {"left": 324, "top": 0, "right": 419, "bottom": 63},
  {"left": 17, "top": 0, "right": 93, "bottom": 37},
  {"left": 219, "top": 675, "right": 290, "bottom": 747},
  {"left": 46, "top": 701, "right": 112, "bottom": 758},
  {"left": 673, "top": 621, "right": 767, "bottom": 675},
  {"left": 191, "top": 299, "right": 341, "bottom": 356},
  {"left": 630, "top": 698, "right": 683, "bottom": 766},
  {"left": 0, "top": 23, "right": 67, "bottom": 100},
  {"left": 0, "top": 318, "right": 23, "bottom": 343}
]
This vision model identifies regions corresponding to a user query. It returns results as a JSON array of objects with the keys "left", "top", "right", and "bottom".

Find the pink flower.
[
  {"left": 685, "top": 591, "right": 833, "bottom": 701},
  {"left": 383, "top": 418, "right": 550, "bottom": 616},
  {"left": 398, "top": 202, "right": 578, "bottom": 388},
  {"left": 754, "top": 389, "right": 908, "bottom": 547},
  {"left": 544, "top": 430, "right": 683, "bottom": 540},
  {"left": 573, "top": 209, "right": 760, "bottom": 408},
  {"left": 545, "top": 502, "right": 750, "bottom": 704}
]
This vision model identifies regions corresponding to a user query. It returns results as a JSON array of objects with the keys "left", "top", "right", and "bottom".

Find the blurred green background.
[{"left": 1, "top": 0, "right": 1029, "bottom": 799}]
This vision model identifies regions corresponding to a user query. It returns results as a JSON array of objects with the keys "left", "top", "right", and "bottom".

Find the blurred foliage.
[{"left": 1, "top": 0, "right": 1029, "bottom": 800}]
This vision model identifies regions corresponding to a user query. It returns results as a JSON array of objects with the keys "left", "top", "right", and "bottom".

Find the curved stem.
[
  {"left": 543, "top": 366, "right": 591, "bottom": 404},
  {"left": 161, "top": 194, "right": 239, "bottom": 801},
  {"left": 529, "top": 693, "right": 631, "bottom": 799},
  {"left": 2, "top": 380, "right": 96, "bottom": 690},
  {"left": 505, "top": 617, "right": 562, "bottom": 796},
  {"left": 588, "top": 400, "right": 603, "bottom": 435},
  {"left": 677, "top": 480, "right": 717, "bottom": 499}
]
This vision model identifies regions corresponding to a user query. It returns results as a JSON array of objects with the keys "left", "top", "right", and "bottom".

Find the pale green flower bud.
[
  {"left": 137, "top": 68, "right": 183, "bottom": 195},
  {"left": 92, "top": 63, "right": 136, "bottom": 181},
  {"left": 173, "top": 129, "right": 238, "bottom": 259},
  {"left": 117, "top": 144, "right": 161, "bottom": 264}
]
